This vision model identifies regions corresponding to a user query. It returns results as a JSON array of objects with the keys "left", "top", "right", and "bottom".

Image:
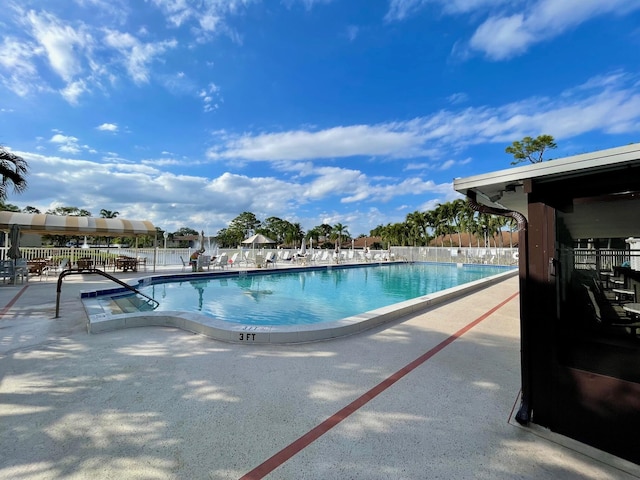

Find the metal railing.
[{"left": 55, "top": 268, "right": 159, "bottom": 318}]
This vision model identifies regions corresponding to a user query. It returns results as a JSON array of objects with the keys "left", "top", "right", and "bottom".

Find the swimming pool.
[
  {"left": 138, "top": 263, "right": 510, "bottom": 325},
  {"left": 84, "top": 262, "right": 517, "bottom": 344}
]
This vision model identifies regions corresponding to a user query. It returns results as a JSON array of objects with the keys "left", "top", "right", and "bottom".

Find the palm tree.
[
  {"left": 433, "top": 203, "right": 450, "bottom": 247},
  {"left": 406, "top": 211, "right": 427, "bottom": 246},
  {"left": 450, "top": 199, "right": 466, "bottom": 247},
  {"left": 100, "top": 209, "right": 119, "bottom": 218},
  {"left": 331, "top": 223, "right": 349, "bottom": 249},
  {"left": 100, "top": 209, "right": 120, "bottom": 247},
  {"left": 459, "top": 201, "right": 478, "bottom": 247},
  {"left": 0, "top": 147, "right": 28, "bottom": 201}
]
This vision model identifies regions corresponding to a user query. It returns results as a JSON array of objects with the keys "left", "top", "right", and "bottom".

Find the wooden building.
[{"left": 454, "top": 143, "right": 640, "bottom": 464}]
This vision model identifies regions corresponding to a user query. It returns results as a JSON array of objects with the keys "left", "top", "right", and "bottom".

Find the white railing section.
[{"left": 0, "top": 245, "right": 521, "bottom": 269}]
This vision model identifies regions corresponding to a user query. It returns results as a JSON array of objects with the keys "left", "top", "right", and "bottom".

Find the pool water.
[{"left": 124, "top": 263, "right": 512, "bottom": 326}]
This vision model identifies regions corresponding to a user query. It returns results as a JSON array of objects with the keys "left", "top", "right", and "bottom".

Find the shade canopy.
[
  {"left": 0, "top": 212, "right": 156, "bottom": 237},
  {"left": 242, "top": 233, "right": 275, "bottom": 245}
]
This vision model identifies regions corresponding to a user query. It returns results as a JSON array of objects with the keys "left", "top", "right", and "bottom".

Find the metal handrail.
[{"left": 55, "top": 268, "right": 159, "bottom": 318}]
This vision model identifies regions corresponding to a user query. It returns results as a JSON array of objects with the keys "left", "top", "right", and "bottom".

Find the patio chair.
[
  {"left": 584, "top": 284, "right": 640, "bottom": 335},
  {"left": 199, "top": 255, "right": 212, "bottom": 271},
  {"left": 213, "top": 254, "right": 228, "bottom": 269},
  {"left": 228, "top": 252, "right": 240, "bottom": 268},
  {"left": 41, "top": 258, "right": 70, "bottom": 280},
  {"left": 0, "top": 260, "right": 13, "bottom": 284},
  {"left": 265, "top": 251, "right": 276, "bottom": 268},
  {"left": 13, "top": 259, "right": 28, "bottom": 284},
  {"left": 137, "top": 256, "right": 148, "bottom": 272}
]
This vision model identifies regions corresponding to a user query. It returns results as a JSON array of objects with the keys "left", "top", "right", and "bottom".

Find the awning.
[{"left": 0, "top": 211, "right": 156, "bottom": 237}]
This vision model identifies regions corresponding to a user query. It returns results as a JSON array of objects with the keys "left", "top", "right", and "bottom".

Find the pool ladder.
[{"left": 54, "top": 268, "right": 160, "bottom": 318}]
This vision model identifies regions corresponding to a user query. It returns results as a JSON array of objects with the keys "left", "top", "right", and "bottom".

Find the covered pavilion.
[{"left": 454, "top": 143, "right": 640, "bottom": 464}]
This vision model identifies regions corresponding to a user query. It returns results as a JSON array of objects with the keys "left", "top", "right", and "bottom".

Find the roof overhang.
[
  {"left": 454, "top": 143, "right": 640, "bottom": 239},
  {"left": 0, "top": 212, "right": 156, "bottom": 237}
]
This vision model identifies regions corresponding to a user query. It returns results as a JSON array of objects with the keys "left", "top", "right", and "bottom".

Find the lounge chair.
[
  {"left": 228, "top": 252, "right": 240, "bottom": 267},
  {"left": 213, "top": 254, "right": 228, "bottom": 269},
  {"left": 265, "top": 252, "right": 276, "bottom": 268}
]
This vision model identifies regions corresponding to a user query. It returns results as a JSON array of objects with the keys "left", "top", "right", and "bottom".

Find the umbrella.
[
  {"left": 8, "top": 223, "right": 21, "bottom": 260},
  {"left": 199, "top": 230, "right": 206, "bottom": 251},
  {"left": 299, "top": 239, "right": 306, "bottom": 256},
  {"left": 242, "top": 234, "right": 276, "bottom": 263},
  {"left": 242, "top": 234, "right": 276, "bottom": 246}
]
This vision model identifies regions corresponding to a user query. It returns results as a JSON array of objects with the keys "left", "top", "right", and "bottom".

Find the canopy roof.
[
  {"left": 454, "top": 143, "right": 640, "bottom": 239},
  {"left": 242, "top": 234, "right": 275, "bottom": 244},
  {"left": 0, "top": 212, "right": 156, "bottom": 237}
]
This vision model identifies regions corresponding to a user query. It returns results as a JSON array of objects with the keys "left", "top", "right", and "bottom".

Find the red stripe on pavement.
[
  {"left": 240, "top": 290, "right": 520, "bottom": 479},
  {"left": 0, "top": 285, "right": 29, "bottom": 318}
]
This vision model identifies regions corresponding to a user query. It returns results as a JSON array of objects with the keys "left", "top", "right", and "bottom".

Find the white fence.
[{"left": 0, "top": 245, "right": 519, "bottom": 270}]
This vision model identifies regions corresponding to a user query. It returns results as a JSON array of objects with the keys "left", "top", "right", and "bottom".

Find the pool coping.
[{"left": 83, "top": 263, "right": 518, "bottom": 344}]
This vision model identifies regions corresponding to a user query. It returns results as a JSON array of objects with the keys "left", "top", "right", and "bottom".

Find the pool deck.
[{"left": 1, "top": 265, "right": 639, "bottom": 479}]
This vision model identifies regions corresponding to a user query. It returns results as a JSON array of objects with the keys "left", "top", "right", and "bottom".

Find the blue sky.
[{"left": 1, "top": 0, "right": 639, "bottom": 237}]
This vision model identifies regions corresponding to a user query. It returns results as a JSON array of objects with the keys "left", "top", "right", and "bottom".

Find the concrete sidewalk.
[{"left": 1, "top": 272, "right": 639, "bottom": 479}]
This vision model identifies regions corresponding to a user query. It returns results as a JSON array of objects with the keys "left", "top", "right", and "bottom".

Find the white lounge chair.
[
  {"left": 265, "top": 251, "right": 276, "bottom": 268},
  {"left": 228, "top": 252, "right": 240, "bottom": 267},
  {"left": 213, "top": 254, "right": 228, "bottom": 269}
]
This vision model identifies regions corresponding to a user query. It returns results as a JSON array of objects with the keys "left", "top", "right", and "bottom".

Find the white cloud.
[
  {"left": 383, "top": 0, "right": 640, "bottom": 60},
  {"left": 469, "top": 0, "right": 640, "bottom": 60},
  {"left": 206, "top": 71, "right": 640, "bottom": 163},
  {"left": 207, "top": 124, "right": 430, "bottom": 161},
  {"left": 97, "top": 122, "right": 119, "bottom": 132},
  {"left": 103, "top": 29, "right": 177, "bottom": 84},
  {"left": 199, "top": 82, "right": 222, "bottom": 112},
  {"left": 385, "top": 0, "right": 429, "bottom": 21},
  {"left": 61, "top": 79, "right": 90, "bottom": 104},
  {"left": 26, "top": 10, "right": 93, "bottom": 82},
  {"left": 49, "top": 133, "right": 86, "bottom": 155},
  {"left": 0, "top": 36, "right": 42, "bottom": 96}
]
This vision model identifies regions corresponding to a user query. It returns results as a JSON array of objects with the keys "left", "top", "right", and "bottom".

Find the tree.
[
  {"left": 0, "top": 146, "right": 28, "bottom": 201},
  {"left": 331, "top": 223, "right": 350, "bottom": 248},
  {"left": 506, "top": 135, "right": 557, "bottom": 165},
  {"left": 229, "top": 212, "right": 261, "bottom": 238},
  {"left": 0, "top": 201, "right": 20, "bottom": 212},
  {"left": 405, "top": 211, "right": 428, "bottom": 246},
  {"left": 100, "top": 209, "right": 119, "bottom": 218},
  {"left": 46, "top": 206, "right": 92, "bottom": 216},
  {"left": 100, "top": 209, "right": 120, "bottom": 247},
  {"left": 450, "top": 199, "right": 466, "bottom": 247},
  {"left": 44, "top": 206, "right": 92, "bottom": 246}
]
